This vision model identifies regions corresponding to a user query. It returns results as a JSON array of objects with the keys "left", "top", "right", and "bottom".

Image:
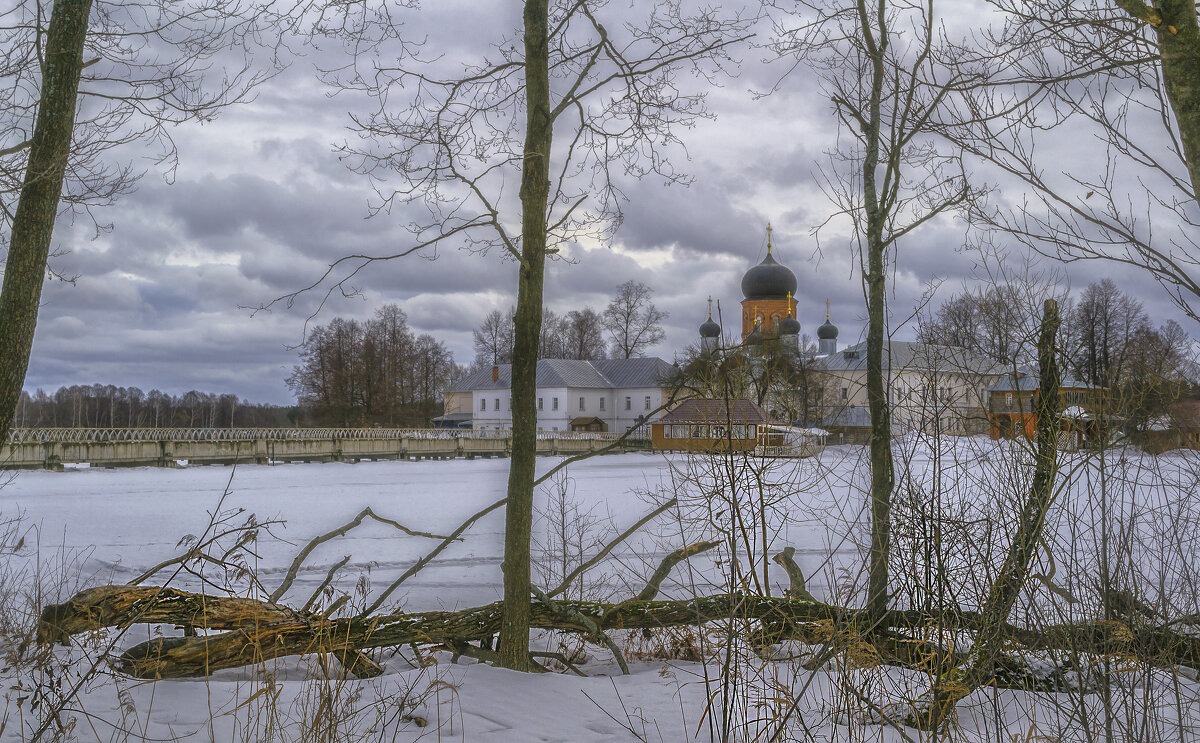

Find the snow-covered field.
[{"left": 1, "top": 441, "right": 1198, "bottom": 741}]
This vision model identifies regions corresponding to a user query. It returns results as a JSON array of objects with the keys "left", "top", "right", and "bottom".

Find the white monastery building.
[{"left": 448, "top": 357, "right": 677, "bottom": 433}]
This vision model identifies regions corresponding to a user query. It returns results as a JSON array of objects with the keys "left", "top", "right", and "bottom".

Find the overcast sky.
[{"left": 19, "top": 1, "right": 1194, "bottom": 405}]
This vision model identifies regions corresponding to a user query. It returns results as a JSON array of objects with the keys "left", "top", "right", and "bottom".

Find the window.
[
  {"left": 538, "top": 397, "right": 543, "bottom": 411},
  {"left": 1006, "top": 392, "right": 1014, "bottom": 406},
  {"left": 579, "top": 397, "right": 586, "bottom": 411},
  {"left": 625, "top": 396, "right": 631, "bottom": 410},
  {"left": 644, "top": 396, "right": 651, "bottom": 410},
  {"left": 840, "top": 386, "right": 849, "bottom": 400},
  {"left": 480, "top": 398, "right": 486, "bottom": 411},
  {"left": 495, "top": 398, "right": 500, "bottom": 411},
  {"left": 552, "top": 397, "right": 559, "bottom": 411},
  {"left": 599, "top": 398, "right": 605, "bottom": 411}
]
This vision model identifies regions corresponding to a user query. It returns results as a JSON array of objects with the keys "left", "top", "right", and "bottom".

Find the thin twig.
[
  {"left": 360, "top": 497, "right": 507, "bottom": 616},
  {"left": 271, "top": 508, "right": 451, "bottom": 603},
  {"left": 547, "top": 498, "right": 679, "bottom": 598},
  {"left": 302, "top": 555, "right": 352, "bottom": 613}
]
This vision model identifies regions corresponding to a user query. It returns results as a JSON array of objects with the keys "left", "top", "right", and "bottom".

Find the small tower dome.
[
  {"left": 699, "top": 297, "right": 721, "bottom": 353},
  {"left": 780, "top": 294, "right": 800, "bottom": 335},
  {"left": 817, "top": 299, "right": 838, "bottom": 355}
]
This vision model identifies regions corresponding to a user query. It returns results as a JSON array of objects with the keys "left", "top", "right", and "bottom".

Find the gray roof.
[
  {"left": 591, "top": 357, "right": 676, "bottom": 388},
  {"left": 453, "top": 357, "right": 674, "bottom": 392},
  {"left": 822, "top": 405, "right": 872, "bottom": 428},
  {"left": 987, "top": 370, "right": 1097, "bottom": 392},
  {"left": 817, "top": 341, "right": 1003, "bottom": 376}
]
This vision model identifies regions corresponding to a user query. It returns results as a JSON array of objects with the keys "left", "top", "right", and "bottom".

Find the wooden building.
[
  {"left": 987, "top": 371, "right": 1103, "bottom": 442},
  {"left": 570, "top": 416, "right": 608, "bottom": 432},
  {"left": 651, "top": 398, "right": 772, "bottom": 452}
]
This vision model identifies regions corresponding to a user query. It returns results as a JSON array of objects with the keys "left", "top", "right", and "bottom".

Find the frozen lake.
[
  {"left": 5, "top": 441, "right": 1199, "bottom": 742},
  {"left": 1, "top": 451, "right": 870, "bottom": 612}
]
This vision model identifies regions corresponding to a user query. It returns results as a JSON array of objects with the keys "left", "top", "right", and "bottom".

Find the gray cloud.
[{"left": 20, "top": 4, "right": 1199, "bottom": 406}]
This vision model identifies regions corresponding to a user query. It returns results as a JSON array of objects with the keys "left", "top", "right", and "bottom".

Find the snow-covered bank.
[{"left": 2, "top": 441, "right": 1199, "bottom": 741}]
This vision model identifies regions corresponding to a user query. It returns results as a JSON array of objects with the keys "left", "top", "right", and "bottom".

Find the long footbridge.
[{"left": 1, "top": 428, "right": 650, "bottom": 470}]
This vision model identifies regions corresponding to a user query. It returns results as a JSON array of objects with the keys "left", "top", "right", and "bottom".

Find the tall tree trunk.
[
  {"left": 1119, "top": 0, "right": 1200, "bottom": 197},
  {"left": 0, "top": 0, "right": 92, "bottom": 445},
  {"left": 860, "top": 0, "right": 894, "bottom": 631},
  {"left": 497, "top": 0, "right": 551, "bottom": 671},
  {"left": 915, "top": 298, "right": 1062, "bottom": 730}
]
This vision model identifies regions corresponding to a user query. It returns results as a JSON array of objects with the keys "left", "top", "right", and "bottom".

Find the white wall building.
[
  {"left": 453, "top": 357, "right": 677, "bottom": 433},
  {"left": 817, "top": 341, "right": 1004, "bottom": 436}
]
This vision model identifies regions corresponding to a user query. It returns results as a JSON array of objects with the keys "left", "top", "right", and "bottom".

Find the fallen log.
[
  {"left": 37, "top": 585, "right": 300, "bottom": 645},
  {"left": 38, "top": 584, "right": 1200, "bottom": 682}
]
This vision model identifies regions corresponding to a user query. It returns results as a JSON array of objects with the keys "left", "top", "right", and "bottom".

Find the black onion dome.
[
  {"left": 817, "top": 320, "right": 838, "bottom": 340},
  {"left": 779, "top": 315, "right": 801, "bottom": 335},
  {"left": 699, "top": 317, "right": 721, "bottom": 338},
  {"left": 741, "top": 253, "right": 797, "bottom": 300}
]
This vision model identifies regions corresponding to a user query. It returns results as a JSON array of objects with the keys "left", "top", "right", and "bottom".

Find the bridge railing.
[{"left": 6, "top": 427, "right": 648, "bottom": 444}]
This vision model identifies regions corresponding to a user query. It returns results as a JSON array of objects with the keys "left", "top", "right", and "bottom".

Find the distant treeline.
[{"left": 14, "top": 385, "right": 294, "bottom": 429}]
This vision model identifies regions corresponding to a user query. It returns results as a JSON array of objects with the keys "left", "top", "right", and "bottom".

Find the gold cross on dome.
[{"left": 766, "top": 222, "right": 773, "bottom": 254}]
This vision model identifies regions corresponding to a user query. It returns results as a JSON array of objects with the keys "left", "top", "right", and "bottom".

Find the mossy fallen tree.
[{"left": 38, "top": 580, "right": 1200, "bottom": 682}]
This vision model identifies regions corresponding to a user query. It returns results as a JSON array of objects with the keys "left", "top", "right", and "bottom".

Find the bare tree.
[
  {"left": 538, "top": 308, "right": 568, "bottom": 359},
  {"left": 288, "top": 304, "right": 454, "bottom": 425},
  {"left": 1065, "top": 278, "right": 1151, "bottom": 387},
  {"left": 472, "top": 309, "right": 515, "bottom": 368},
  {"left": 919, "top": 282, "right": 1051, "bottom": 365},
  {"left": 0, "top": 0, "right": 92, "bottom": 448},
  {"left": 269, "top": 0, "right": 750, "bottom": 670},
  {"left": 769, "top": 0, "right": 977, "bottom": 629},
  {"left": 0, "top": 0, "right": 276, "bottom": 445},
  {"left": 602, "top": 280, "right": 667, "bottom": 359},
  {"left": 945, "top": 1, "right": 1200, "bottom": 322},
  {"left": 564, "top": 307, "right": 606, "bottom": 360}
]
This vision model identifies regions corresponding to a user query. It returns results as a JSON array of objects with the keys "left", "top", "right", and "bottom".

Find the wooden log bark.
[
  {"left": 37, "top": 585, "right": 300, "bottom": 645},
  {"left": 37, "top": 584, "right": 1200, "bottom": 682}
]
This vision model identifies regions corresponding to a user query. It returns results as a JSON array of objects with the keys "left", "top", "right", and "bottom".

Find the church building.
[{"left": 695, "top": 224, "right": 839, "bottom": 356}]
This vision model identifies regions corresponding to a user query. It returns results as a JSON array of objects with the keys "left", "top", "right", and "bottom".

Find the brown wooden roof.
[
  {"left": 570, "top": 416, "right": 606, "bottom": 426},
  {"left": 658, "top": 398, "right": 771, "bottom": 424}
]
